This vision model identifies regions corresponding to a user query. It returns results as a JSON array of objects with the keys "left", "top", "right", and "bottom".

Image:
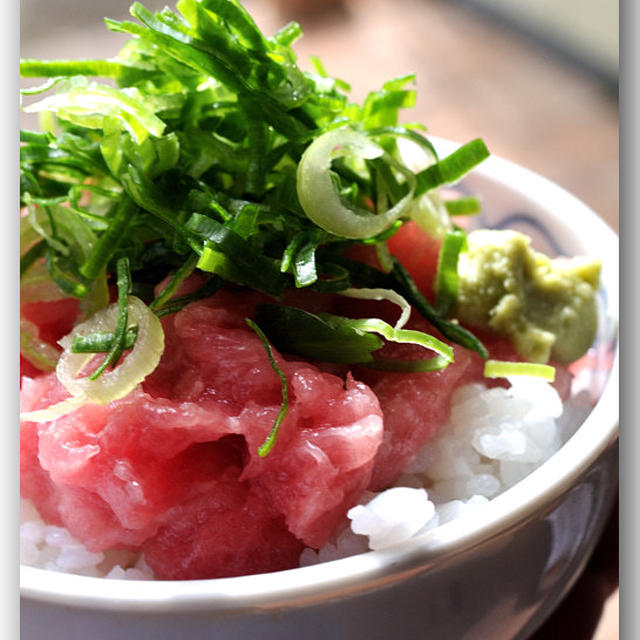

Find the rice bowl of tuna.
[
  {"left": 20, "top": 143, "right": 618, "bottom": 640},
  {"left": 19, "top": 2, "right": 618, "bottom": 638}
]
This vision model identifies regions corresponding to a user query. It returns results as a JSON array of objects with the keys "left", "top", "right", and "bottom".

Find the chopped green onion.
[
  {"left": 253, "top": 303, "right": 452, "bottom": 369},
  {"left": 150, "top": 254, "right": 199, "bottom": 311},
  {"left": 153, "top": 276, "right": 223, "bottom": 318},
  {"left": 71, "top": 326, "right": 139, "bottom": 353},
  {"left": 239, "top": 96, "right": 268, "bottom": 198},
  {"left": 20, "top": 240, "right": 48, "bottom": 278},
  {"left": 186, "top": 213, "right": 288, "bottom": 297},
  {"left": 391, "top": 258, "right": 489, "bottom": 359},
  {"left": 344, "top": 316, "right": 453, "bottom": 366},
  {"left": 297, "top": 128, "right": 415, "bottom": 239},
  {"left": 339, "top": 287, "right": 412, "bottom": 330},
  {"left": 444, "top": 196, "right": 481, "bottom": 216},
  {"left": 245, "top": 318, "right": 289, "bottom": 457},
  {"left": 414, "top": 139, "right": 490, "bottom": 197},
  {"left": 19, "top": 2, "right": 499, "bottom": 394},
  {"left": 20, "top": 59, "right": 146, "bottom": 79},
  {"left": 254, "top": 304, "right": 382, "bottom": 364},
  {"left": 272, "top": 21, "right": 303, "bottom": 47},
  {"left": 434, "top": 229, "right": 466, "bottom": 317},
  {"left": 88, "top": 257, "right": 133, "bottom": 380},
  {"left": 228, "top": 204, "right": 261, "bottom": 240},
  {"left": 292, "top": 238, "right": 320, "bottom": 287},
  {"left": 20, "top": 130, "right": 54, "bottom": 144},
  {"left": 79, "top": 195, "right": 137, "bottom": 282},
  {"left": 483, "top": 359, "right": 556, "bottom": 381},
  {"left": 280, "top": 232, "right": 305, "bottom": 274}
]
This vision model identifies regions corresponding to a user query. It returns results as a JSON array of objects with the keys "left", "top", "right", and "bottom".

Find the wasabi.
[{"left": 456, "top": 229, "right": 600, "bottom": 363}]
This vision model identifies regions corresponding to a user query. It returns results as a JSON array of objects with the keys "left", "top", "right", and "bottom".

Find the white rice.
[
  {"left": 20, "top": 378, "right": 586, "bottom": 578},
  {"left": 19, "top": 499, "right": 153, "bottom": 579},
  {"left": 300, "top": 377, "right": 583, "bottom": 566}
]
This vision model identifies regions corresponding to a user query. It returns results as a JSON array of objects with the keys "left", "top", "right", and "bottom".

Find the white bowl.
[{"left": 20, "top": 142, "right": 619, "bottom": 640}]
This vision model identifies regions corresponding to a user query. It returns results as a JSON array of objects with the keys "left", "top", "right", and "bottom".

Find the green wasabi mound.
[{"left": 456, "top": 230, "right": 601, "bottom": 364}]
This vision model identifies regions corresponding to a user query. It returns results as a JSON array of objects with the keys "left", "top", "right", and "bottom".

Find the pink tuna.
[{"left": 20, "top": 290, "right": 384, "bottom": 579}]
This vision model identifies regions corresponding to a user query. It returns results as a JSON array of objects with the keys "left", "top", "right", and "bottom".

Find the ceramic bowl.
[{"left": 20, "top": 143, "right": 619, "bottom": 640}]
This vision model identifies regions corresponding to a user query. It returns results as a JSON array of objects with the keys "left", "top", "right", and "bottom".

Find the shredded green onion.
[
  {"left": 245, "top": 318, "right": 289, "bottom": 457},
  {"left": 71, "top": 326, "right": 139, "bottom": 353},
  {"left": 339, "top": 287, "right": 412, "bottom": 330},
  {"left": 254, "top": 304, "right": 383, "bottom": 365},
  {"left": 483, "top": 359, "right": 556, "bottom": 381},
  {"left": 391, "top": 258, "right": 489, "bottom": 359},
  {"left": 297, "top": 128, "right": 415, "bottom": 239},
  {"left": 150, "top": 254, "right": 199, "bottom": 311},
  {"left": 88, "top": 258, "right": 133, "bottom": 380},
  {"left": 344, "top": 316, "right": 453, "bottom": 366},
  {"left": 434, "top": 229, "right": 466, "bottom": 318},
  {"left": 79, "top": 195, "right": 137, "bottom": 282},
  {"left": 20, "top": 59, "right": 144, "bottom": 79},
  {"left": 444, "top": 196, "right": 481, "bottom": 216},
  {"left": 19, "top": 0, "right": 499, "bottom": 396},
  {"left": 414, "top": 139, "right": 490, "bottom": 197},
  {"left": 153, "top": 276, "right": 223, "bottom": 318},
  {"left": 253, "top": 303, "right": 452, "bottom": 371}
]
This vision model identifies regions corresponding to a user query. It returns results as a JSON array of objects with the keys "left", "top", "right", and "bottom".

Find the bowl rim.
[{"left": 20, "top": 140, "right": 619, "bottom": 612}]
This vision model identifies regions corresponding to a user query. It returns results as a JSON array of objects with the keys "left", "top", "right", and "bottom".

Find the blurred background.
[{"left": 20, "top": 0, "right": 619, "bottom": 636}]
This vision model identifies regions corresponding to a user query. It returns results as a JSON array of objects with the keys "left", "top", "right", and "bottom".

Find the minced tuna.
[
  {"left": 20, "top": 246, "right": 573, "bottom": 581},
  {"left": 20, "top": 288, "right": 389, "bottom": 579}
]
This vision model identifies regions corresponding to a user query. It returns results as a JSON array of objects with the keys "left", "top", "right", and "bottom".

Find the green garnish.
[
  {"left": 79, "top": 195, "right": 137, "bottom": 282},
  {"left": 20, "top": 0, "right": 493, "bottom": 379},
  {"left": 149, "top": 254, "right": 199, "bottom": 311},
  {"left": 391, "top": 259, "right": 489, "bottom": 359},
  {"left": 434, "top": 229, "right": 467, "bottom": 317},
  {"left": 86, "top": 257, "right": 133, "bottom": 380},
  {"left": 444, "top": 197, "right": 482, "bottom": 216},
  {"left": 253, "top": 304, "right": 453, "bottom": 371},
  {"left": 414, "top": 139, "right": 490, "bottom": 197},
  {"left": 339, "top": 286, "right": 411, "bottom": 329},
  {"left": 71, "top": 327, "right": 139, "bottom": 353},
  {"left": 245, "top": 318, "right": 289, "bottom": 457},
  {"left": 153, "top": 276, "right": 223, "bottom": 318},
  {"left": 346, "top": 316, "right": 453, "bottom": 370},
  {"left": 254, "top": 305, "right": 383, "bottom": 365},
  {"left": 483, "top": 360, "right": 556, "bottom": 381},
  {"left": 20, "top": 239, "right": 48, "bottom": 278}
]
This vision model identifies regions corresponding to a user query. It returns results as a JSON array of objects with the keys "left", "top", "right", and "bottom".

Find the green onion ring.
[{"left": 296, "top": 127, "right": 415, "bottom": 239}]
